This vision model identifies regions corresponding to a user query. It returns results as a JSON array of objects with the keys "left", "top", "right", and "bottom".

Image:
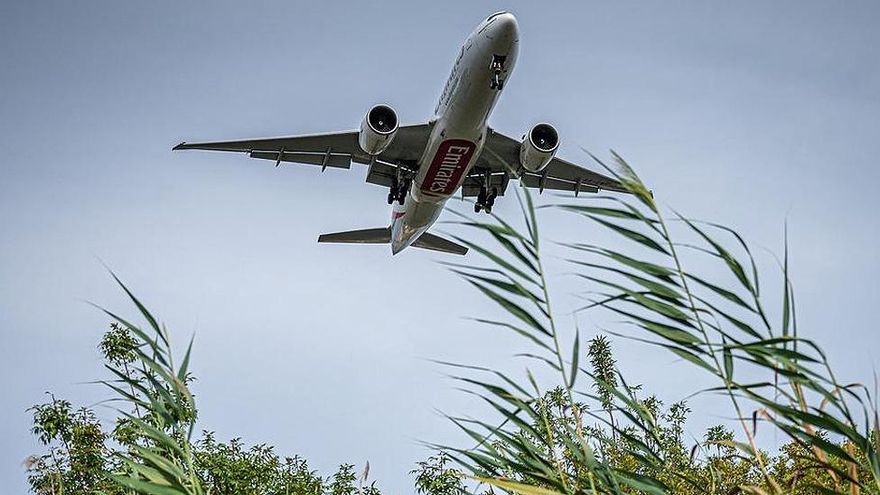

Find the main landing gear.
[
  {"left": 474, "top": 186, "right": 498, "bottom": 214},
  {"left": 387, "top": 177, "right": 409, "bottom": 205}
]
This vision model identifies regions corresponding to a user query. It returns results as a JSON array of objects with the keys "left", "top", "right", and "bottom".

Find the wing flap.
[
  {"left": 365, "top": 160, "right": 402, "bottom": 188},
  {"left": 539, "top": 157, "right": 628, "bottom": 193},
  {"left": 520, "top": 173, "right": 599, "bottom": 195},
  {"left": 250, "top": 151, "right": 352, "bottom": 169}
]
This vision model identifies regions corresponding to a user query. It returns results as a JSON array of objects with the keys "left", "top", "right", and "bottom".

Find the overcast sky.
[{"left": 2, "top": 1, "right": 878, "bottom": 492}]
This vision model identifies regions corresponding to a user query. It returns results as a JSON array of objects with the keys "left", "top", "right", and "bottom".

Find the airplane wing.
[
  {"left": 173, "top": 123, "right": 433, "bottom": 186},
  {"left": 467, "top": 128, "right": 629, "bottom": 196}
]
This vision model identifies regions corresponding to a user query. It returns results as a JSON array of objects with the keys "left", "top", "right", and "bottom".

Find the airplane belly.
[{"left": 413, "top": 116, "right": 487, "bottom": 203}]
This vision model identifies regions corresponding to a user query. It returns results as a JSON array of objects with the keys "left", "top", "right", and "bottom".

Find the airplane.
[{"left": 173, "top": 11, "right": 626, "bottom": 256}]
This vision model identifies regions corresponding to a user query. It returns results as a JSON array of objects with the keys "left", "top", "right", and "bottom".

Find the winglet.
[{"left": 173, "top": 141, "right": 187, "bottom": 151}]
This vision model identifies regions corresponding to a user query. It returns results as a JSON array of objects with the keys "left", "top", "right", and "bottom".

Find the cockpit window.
[{"left": 479, "top": 11, "right": 507, "bottom": 34}]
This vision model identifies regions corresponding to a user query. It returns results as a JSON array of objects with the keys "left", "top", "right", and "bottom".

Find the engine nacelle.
[
  {"left": 358, "top": 104, "right": 399, "bottom": 155},
  {"left": 519, "top": 123, "right": 559, "bottom": 172}
]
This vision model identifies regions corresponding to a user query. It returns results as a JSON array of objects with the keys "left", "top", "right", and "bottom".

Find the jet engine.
[
  {"left": 358, "top": 104, "right": 399, "bottom": 155},
  {"left": 519, "top": 123, "right": 559, "bottom": 172}
]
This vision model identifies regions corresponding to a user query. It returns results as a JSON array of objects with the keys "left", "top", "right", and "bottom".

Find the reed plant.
[
  {"left": 27, "top": 282, "right": 370, "bottom": 495},
  {"left": 25, "top": 154, "right": 878, "bottom": 494},
  {"left": 440, "top": 152, "right": 879, "bottom": 494}
]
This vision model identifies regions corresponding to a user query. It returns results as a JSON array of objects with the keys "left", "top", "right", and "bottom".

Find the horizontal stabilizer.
[
  {"left": 317, "top": 227, "right": 391, "bottom": 244},
  {"left": 412, "top": 232, "right": 468, "bottom": 256}
]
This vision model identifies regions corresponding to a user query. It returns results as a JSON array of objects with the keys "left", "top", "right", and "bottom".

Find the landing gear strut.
[
  {"left": 489, "top": 54, "right": 506, "bottom": 90},
  {"left": 387, "top": 177, "right": 409, "bottom": 205},
  {"left": 474, "top": 169, "right": 498, "bottom": 213},
  {"left": 474, "top": 186, "right": 498, "bottom": 214},
  {"left": 490, "top": 72, "right": 504, "bottom": 90}
]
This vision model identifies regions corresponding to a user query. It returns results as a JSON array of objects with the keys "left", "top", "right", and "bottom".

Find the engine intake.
[
  {"left": 359, "top": 104, "right": 399, "bottom": 155},
  {"left": 519, "top": 123, "right": 559, "bottom": 172}
]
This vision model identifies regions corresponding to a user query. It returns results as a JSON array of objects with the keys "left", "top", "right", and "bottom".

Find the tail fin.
[
  {"left": 412, "top": 232, "right": 468, "bottom": 255},
  {"left": 317, "top": 227, "right": 391, "bottom": 244}
]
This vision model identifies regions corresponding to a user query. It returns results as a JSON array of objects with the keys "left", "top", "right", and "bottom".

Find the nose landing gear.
[
  {"left": 490, "top": 72, "right": 504, "bottom": 91},
  {"left": 489, "top": 54, "right": 507, "bottom": 90}
]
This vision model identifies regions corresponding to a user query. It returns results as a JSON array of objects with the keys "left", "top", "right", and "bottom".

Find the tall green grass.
[
  {"left": 441, "top": 152, "right": 878, "bottom": 494},
  {"left": 96, "top": 277, "right": 204, "bottom": 494},
  {"left": 28, "top": 280, "right": 373, "bottom": 495}
]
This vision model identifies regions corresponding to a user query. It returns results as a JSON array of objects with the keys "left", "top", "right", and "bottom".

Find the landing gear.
[
  {"left": 388, "top": 177, "right": 410, "bottom": 205},
  {"left": 475, "top": 186, "right": 498, "bottom": 214},
  {"left": 490, "top": 54, "right": 506, "bottom": 90},
  {"left": 490, "top": 72, "right": 504, "bottom": 90},
  {"left": 397, "top": 181, "right": 408, "bottom": 204}
]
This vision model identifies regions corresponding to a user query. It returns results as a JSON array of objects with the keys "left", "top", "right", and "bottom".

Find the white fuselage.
[{"left": 390, "top": 12, "right": 519, "bottom": 254}]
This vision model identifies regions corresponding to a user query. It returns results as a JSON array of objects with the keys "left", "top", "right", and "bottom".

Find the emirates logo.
[{"left": 421, "top": 140, "right": 475, "bottom": 196}]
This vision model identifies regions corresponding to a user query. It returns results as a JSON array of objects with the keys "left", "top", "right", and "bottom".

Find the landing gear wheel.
[
  {"left": 476, "top": 185, "right": 493, "bottom": 214},
  {"left": 389, "top": 178, "right": 400, "bottom": 205},
  {"left": 491, "top": 72, "right": 504, "bottom": 90},
  {"left": 487, "top": 187, "right": 498, "bottom": 207},
  {"left": 396, "top": 181, "right": 408, "bottom": 204},
  {"left": 474, "top": 185, "right": 496, "bottom": 214}
]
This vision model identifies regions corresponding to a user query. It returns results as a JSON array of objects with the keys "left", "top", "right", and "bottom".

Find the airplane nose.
[{"left": 493, "top": 12, "right": 519, "bottom": 41}]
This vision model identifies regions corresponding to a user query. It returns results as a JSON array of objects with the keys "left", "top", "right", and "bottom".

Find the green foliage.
[
  {"left": 28, "top": 397, "right": 116, "bottom": 494},
  {"left": 443, "top": 156, "right": 879, "bottom": 494},
  {"left": 587, "top": 336, "right": 616, "bottom": 414},
  {"left": 195, "top": 432, "right": 357, "bottom": 495},
  {"left": 412, "top": 453, "right": 466, "bottom": 495},
  {"left": 99, "top": 322, "right": 139, "bottom": 367},
  {"left": 26, "top": 288, "right": 378, "bottom": 495}
]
